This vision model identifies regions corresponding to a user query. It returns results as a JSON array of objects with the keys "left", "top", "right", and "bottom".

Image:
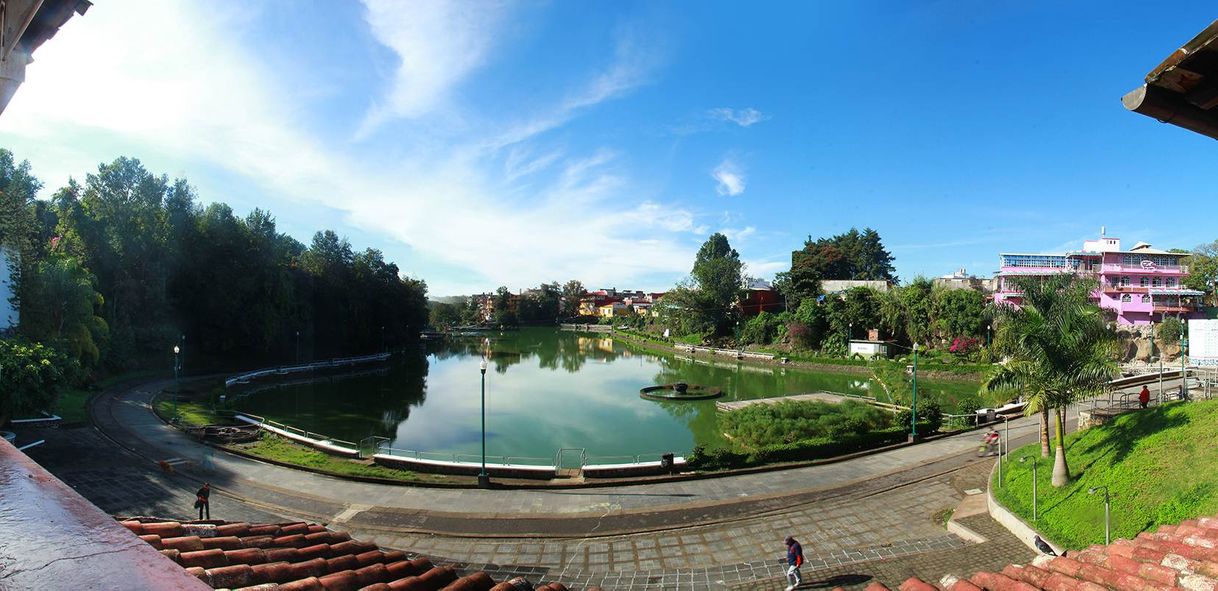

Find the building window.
[
  {"left": 1121, "top": 294, "right": 1132, "bottom": 302},
  {"left": 1166, "top": 277, "right": 1176, "bottom": 287},
  {"left": 1141, "top": 295, "right": 1150, "bottom": 303},
  {"left": 1153, "top": 277, "right": 1163, "bottom": 288},
  {"left": 1120, "top": 276, "right": 1130, "bottom": 287},
  {"left": 1140, "top": 276, "right": 1149, "bottom": 287},
  {"left": 1001, "top": 254, "right": 1068, "bottom": 268}
]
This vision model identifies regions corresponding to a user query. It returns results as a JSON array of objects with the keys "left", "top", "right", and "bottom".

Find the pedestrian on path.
[
  {"left": 784, "top": 535, "right": 804, "bottom": 590},
  {"left": 195, "top": 483, "right": 211, "bottom": 520},
  {"left": 979, "top": 428, "right": 1000, "bottom": 457},
  {"left": 1138, "top": 385, "right": 1150, "bottom": 409}
]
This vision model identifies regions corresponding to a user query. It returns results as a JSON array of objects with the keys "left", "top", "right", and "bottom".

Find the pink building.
[{"left": 993, "top": 233, "right": 1203, "bottom": 326}]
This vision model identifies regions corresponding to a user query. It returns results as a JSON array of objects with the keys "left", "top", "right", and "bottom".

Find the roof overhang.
[{"left": 1124, "top": 20, "right": 1218, "bottom": 140}]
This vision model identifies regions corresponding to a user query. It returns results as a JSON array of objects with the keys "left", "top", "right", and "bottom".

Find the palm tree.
[{"left": 983, "top": 274, "right": 1118, "bottom": 486}]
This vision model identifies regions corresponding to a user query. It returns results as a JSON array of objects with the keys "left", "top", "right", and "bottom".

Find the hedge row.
[{"left": 688, "top": 423, "right": 931, "bottom": 471}]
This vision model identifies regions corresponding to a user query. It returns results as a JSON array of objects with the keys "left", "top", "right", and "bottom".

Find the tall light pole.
[
  {"left": 910, "top": 342, "right": 919, "bottom": 440},
  {"left": 1155, "top": 321, "right": 1163, "bottom": 402},
  {"left": 295, "top": 330, "right": 301, "bottom": 365},
  {"left": 478, "top": 358, "right": 490, "bottom": 488},
  {"left": 1180, "top": 315, "right": 1188, "bottom": 400},
  {"left": 1089, "top": 485, "right": 1111, "bottom": 544},
  {"left": 172, "top": 344, "right": 181, "bottom": 422},
  {"left": 1020, "top": 456, "right": 1038, "bottom": 522},
  {"left": 987, "top": 324, "right": 992, "bottom": 348}
]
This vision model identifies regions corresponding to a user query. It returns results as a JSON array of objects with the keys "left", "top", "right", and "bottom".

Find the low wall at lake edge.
[{"left": 559, "top": 323, "right": 612, "bottom": 333}]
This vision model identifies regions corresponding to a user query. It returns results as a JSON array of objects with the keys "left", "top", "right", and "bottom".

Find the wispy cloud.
[
  {"left": 708, "top": 107, "right": 768, "bottom": 127},
  {"left": 712, "top": 158, "right": 746, "bottom": 196},
  {"left": 0, "top": 1, "right": 702, "bottom": 295},
  {"left": 356, "top": 0, "right": 510, "bottom": 138},
  {"left": 484, "top": 26, "right": 662, "bottom": 151}
]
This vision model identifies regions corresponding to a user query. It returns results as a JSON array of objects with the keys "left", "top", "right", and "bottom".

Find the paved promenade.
[{"left": 23, "top": 377, "right": 1176, "bottom": 589}]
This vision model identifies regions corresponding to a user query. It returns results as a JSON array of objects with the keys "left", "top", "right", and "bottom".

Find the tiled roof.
[
  {"left": 827, "top": 515, "right": 1218, "bottom": 591},
  {"left": 120, "top": 518, "right": 587, "bottom": 591}
]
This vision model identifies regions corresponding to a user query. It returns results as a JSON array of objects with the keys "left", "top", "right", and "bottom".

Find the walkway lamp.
[
  {"left": 1180, "top": 316, "right": 1188, "bottom": 400},
  {"left": 478, "top": 358, "right": 490, "bottom": 488},
  {"left": 295, "top": 330, "right": 301, "bottom": 365},
  {"left": 987, "top": 324, "right": 992, "bottom": 348},
  {"left": 1020, "top": 456, "right": 1038, "bottom": 522},
  {"left": 172, "top": 344, "right": 181, "bottom": 422},
  {"left": 1088, "top": 485, "right": 1111, "bottom": 544},
  {"left": 910, "top": 343, "right": 919, "bottom": 440}
]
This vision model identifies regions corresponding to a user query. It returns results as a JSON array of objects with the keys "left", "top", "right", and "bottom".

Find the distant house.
[
  {"left": 598, "top": 301, "right": 627, "bottom": 318},
  {"left": 820, "top": 279, "right": 893, "bottom": 295},
  {"left": 1, "top": 248, "right": 18, "bottom": 332},
  {"left": 738, "top": 278, "right": 784, "bottom": 317},
  {"left": 934, "top": 268, "right": 989, "bottom": 292}
]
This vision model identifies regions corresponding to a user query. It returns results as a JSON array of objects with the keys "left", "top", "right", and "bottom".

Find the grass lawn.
[
  {"left": 151, "top": 394, "right": 457, "bottom": 485},
  {"left": 228, "top": 434, "right": 455, "bottom": 484},
  {"left": 992, "top": 399, "right": 1218, "bottom": 549},
  {"left": 54, "top": 369, "right": 169, "bottom": 425}
]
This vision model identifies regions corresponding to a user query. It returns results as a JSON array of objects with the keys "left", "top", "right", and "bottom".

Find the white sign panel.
[{"left": 1189, "top": 319, "right": 1218, "bottom": 366}]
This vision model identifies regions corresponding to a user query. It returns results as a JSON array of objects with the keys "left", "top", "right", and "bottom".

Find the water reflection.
[{"left": 230, "top": 328, "right": 979, "bottom": 458}]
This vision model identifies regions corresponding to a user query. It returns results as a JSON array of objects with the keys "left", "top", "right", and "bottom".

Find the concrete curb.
[{"left": 986, "top": 460, "right": 1066, "bottom": 556}]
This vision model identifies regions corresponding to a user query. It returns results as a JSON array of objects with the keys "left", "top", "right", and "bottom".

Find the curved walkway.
[{"left": 74, "top": 378, "right": 1171, "bottom": 589}]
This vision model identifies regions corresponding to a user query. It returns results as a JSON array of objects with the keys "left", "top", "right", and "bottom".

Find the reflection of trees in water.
[
  {"left": 430, "top": 329, "right": 633, "bottom": 375},
  {"left": 235, "top": 351, "right": 430, "bottom": 442}
]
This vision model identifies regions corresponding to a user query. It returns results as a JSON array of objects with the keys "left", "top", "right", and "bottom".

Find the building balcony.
[
  {"left": 1153, "top": 305, "right": 1194, "bottom": 314},
  {"left": 1100, "top": 264, "right": 1188, "bottom": 274}
]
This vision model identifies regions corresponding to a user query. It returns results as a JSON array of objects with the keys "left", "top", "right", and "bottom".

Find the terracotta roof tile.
[{"left": 120, "top": 518, "right": 574, "bottom": 591}]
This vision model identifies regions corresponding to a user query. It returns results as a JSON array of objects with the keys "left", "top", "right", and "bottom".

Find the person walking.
[
  {"left": 1138, "top": 385, "right": 1150, "bottom": 409},
  {"left": 784, "top": 535, "right": 804, "bottom": 590},
  {"left": 195, "top": 483, "right": 211, "bottom": 520}
]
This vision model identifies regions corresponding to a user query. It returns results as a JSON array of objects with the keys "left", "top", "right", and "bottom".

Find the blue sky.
[{"left": 2, "top": 1, "right": 1216, "bottom": 296}]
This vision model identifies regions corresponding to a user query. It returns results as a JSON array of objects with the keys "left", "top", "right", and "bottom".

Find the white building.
[{"left": 1, "top": 248, "right": 18, "bottom": 331}]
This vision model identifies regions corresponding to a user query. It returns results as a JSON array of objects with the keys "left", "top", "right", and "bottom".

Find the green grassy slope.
[{"left": 993, "top": 399, "right": 1218, "bottom": 549}]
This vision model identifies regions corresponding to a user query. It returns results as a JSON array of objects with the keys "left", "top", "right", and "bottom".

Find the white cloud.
[
  {"left": 712, "top": 159, "right": 746, "bottom": 196},
  {"left": 0, "top": 1, "right": 703, "bottom": 295},
  {"left": 743, "top": 258, "right": 787, "bottom": 279},
  {"left": 721, "top": 226, "right": 756, "bottom": 241},
  {"left": 708, "top": 107, "right": 767, "bottom": 127},
  {"left": 356, "top": 0, "right": 510, "bottom": 138}
]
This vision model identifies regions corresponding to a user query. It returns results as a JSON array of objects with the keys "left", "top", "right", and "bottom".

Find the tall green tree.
[
  {"left": 691, "top": 233, "right": 743, "bottom": 335},
  {"left": 983, "top": 275, "right": 1118, "bottom": 486},
  {"left": 19, "top": 255, "right": 108, "bottom": 365},
  {"left": 560, "top": 280, "right": 585, "bottom": 318},
  {"left": 1184, "top": 240, "right": 1218, "bottom": 305}
]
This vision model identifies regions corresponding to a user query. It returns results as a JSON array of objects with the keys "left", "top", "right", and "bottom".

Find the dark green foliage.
[
  {"left": 781, "top": 227, "right": 896, "bottom": 308},
  {"left": 689, "top": 424, "right": 926, "bottom": 470},
  {"left": 1157, "top": 316, "right": 1183, "bottom": 346},
  {"left": 0, "top": 338, "right": 77, "bottom": 424},
  {"left": 739, "top": 311, "right": 784, "bottom": 345},
  {"left": 2, "top": 149, "right": 429, "bottom": 374},
  {"left": 894, "top": 401, "right": 942, "bottom": 433},
  {"left": 720, "top": 400, "right": 890, "bottom": 448}
]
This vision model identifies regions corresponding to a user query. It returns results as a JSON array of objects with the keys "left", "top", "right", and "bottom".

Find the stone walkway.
[{"left": 21, "top": 377, "right": 1164, "bottom": 589}]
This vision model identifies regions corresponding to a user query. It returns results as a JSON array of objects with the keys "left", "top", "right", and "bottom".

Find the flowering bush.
[{"left": 948, "top": 336, "right": 980, "bottom": 357}]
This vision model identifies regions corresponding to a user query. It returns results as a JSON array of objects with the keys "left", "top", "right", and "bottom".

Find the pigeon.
[{"left": 1034, "top": 535, "right": 1058, "bottom": 556}]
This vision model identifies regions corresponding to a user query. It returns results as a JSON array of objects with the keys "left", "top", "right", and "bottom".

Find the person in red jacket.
[{"left": 1138, "top": 385, "right": 1150, "bottom": 409}]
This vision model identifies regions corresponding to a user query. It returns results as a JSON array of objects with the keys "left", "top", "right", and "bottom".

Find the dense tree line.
[{"left": 1, "top": 151, "right": 428, "bottom": 394}]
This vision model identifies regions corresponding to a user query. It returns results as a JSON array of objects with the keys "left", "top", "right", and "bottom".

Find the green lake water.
[{"left": 230, "top": 328, "right": 981, "bottom": 461}]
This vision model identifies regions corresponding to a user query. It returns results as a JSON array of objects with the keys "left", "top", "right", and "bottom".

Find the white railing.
[{"left": 224, "top": 353, "right": 390, "bottom": 389}]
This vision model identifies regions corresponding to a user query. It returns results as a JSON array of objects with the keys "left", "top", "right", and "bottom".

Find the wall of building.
[{"left": 1, "top": 248, "right": 18, "bottom": 331}]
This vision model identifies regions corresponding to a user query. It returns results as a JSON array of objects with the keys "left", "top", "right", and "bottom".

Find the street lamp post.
[
  {"left": 478, "top": 359, "right": 490, "bottom": 488},
  {"left": 1089, "top": 485, "right": 1111, "bottom": 544},
  {"left": 295, "top": 330, "right": 301, "bottom": 365},
  {"left": 172, "top": 344, "right": 181, "bottom": 422},
  {"left": 987, "top": 324, "right": 992, "bottom": 348},
  {"left": 910, "top": 343, "right": 919, "bottom": 441},
  {"left": 1020, "top": 456, "right": 1038, "bottom": 522},
  {"left": 1180, "top": 316, "right": 1188, "bottom": 400}
]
